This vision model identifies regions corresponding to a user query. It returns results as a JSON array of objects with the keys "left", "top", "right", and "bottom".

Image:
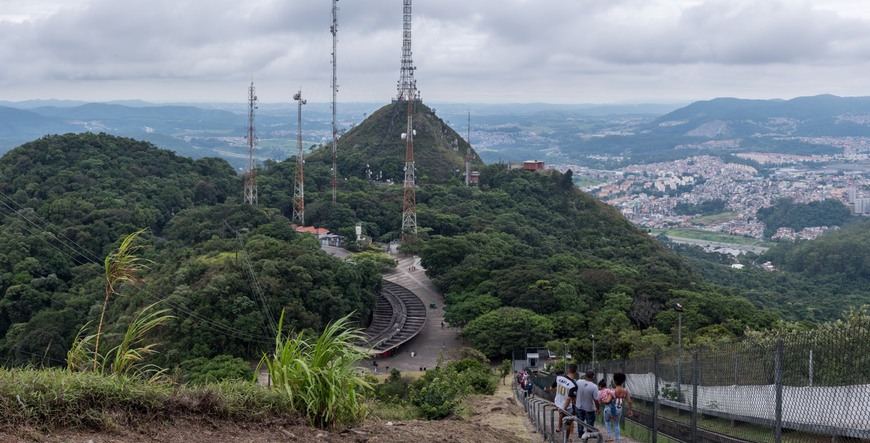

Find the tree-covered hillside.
[
  {"left": 0, "top": 133, "right": 379, "bottom": 367},
  {"left": 307, "top": 101, "right": 484, "bottom": 185},
  {"left": 0, "top": 132, "right": 787, "bottom": 370},
  {"left": 413, "top": 167, "right": 778, "bottom": 358}
]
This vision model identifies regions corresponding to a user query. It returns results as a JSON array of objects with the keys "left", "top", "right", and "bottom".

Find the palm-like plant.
[
  {"left": 68, "top": 302, "right": 173, "bottom": 382},
  {"left": 258, "top": 311, "right": 372, "bottom": 428},
  {"left": 94, "top": 229, "right": 149, "bottom": 371}
]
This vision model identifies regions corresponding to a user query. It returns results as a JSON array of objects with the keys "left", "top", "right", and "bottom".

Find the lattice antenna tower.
[
  {"left": 399, "top": 0, "right": 418, "bottom": 240},
  {"left": 244, "top": 82, "right": 258, "bottom": 205},
  {"left": 330, "top": 0, "right": 339, "bottom": 203},
  {"left": 292, "top": 89, "right": 307, "bottom": 225},
  {"left": 465, "top": 110, "right": 472, "bottom": 186}
]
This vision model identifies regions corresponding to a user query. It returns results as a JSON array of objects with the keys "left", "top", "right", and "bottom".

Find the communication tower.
[
  {"left": 399, "top": 0, "right": 418, "bottom": 239},
  {"left": 331, "top": 0, "right": 339, "bottom": 203},
  {"left": 292, "top": 89, "right": 307, "bottom": 225},
  {"left": 465, "top": 110, "right": 472, "bottom": 186},
  {"left": 244, "top": 82, "right": 258, "bottom": 205}
]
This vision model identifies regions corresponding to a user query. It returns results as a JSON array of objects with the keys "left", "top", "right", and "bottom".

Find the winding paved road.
[{"left": 323, "top": 246, "right": 463, "bottom": 373}]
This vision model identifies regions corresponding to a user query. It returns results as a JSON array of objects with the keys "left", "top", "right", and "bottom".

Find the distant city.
[{"left": 551, "top": 138, "right": 870, "bottom": 246}]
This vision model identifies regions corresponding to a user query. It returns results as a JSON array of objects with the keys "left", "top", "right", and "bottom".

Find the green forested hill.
[
  {"left": 306, "top": 101, "right": 484, "bottom": 184},
  {"left": 414, "top": 167, "right": 778, "bottom": 358},
  {"left": 0, "top": 133, "right": 379, "bottom": 367},
  {"left": 0, "top": 132, "right": 783, "bottom": 370}
]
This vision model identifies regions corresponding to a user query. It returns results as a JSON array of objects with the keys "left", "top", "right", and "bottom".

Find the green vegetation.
[
  {"left": 411, "top": 166, "right": 777, "bottom": 359},
  {"left": 756, "top": 198, "right": 852, "bottom": 237},
  {"left": 0, "top": 134, "right": 379, "bottom": 368},
  {"left": 688, "top": 211, "right": 739, "bottom": 225},
  {"left": 674, "top": 199, "right": 728, "bottom": 216},
  {"left": 306, "top": 102, "right": 484, "bottom": 185},
  {"left": 672, "top": 220, "right": 870, "bottom": 322},
  {"left": 0, "top": 368, "right": 294, "bottom": 431},
  {"left": 258, "top": 311, "right": 371, "bottom": 428},
  {"left": 654, "top": 228, "right": 772, "bottom": 247}
]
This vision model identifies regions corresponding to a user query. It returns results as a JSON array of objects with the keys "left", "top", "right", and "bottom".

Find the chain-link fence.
[{"left": 529, "top": 324, "right": 869, "bottom": 443}]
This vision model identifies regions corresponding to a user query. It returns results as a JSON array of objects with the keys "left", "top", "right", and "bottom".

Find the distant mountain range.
[
  {"left": 3, "top": 95, "right": 870, "bottom": 170},
  {"left": 570, "top": 94, "right": 870, "bottom": 164}
]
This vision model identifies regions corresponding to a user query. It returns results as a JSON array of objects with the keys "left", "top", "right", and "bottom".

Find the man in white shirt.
[{"left": 551, "top": 364, "right": 579, "bottom": 437}]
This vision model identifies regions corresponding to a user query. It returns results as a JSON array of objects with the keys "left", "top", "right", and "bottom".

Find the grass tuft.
[{"left": 0, "top": 368, "right": 296, "bottom": 432}]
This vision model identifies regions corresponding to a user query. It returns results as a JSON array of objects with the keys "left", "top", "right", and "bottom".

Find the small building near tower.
[
  {"left": 523, "top": 160, "right": 546, "bottom": 171},
  {"left": 470, "top": 171, "right": 480, "bottom": 185}
]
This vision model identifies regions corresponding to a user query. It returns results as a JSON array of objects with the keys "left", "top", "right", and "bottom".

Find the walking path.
[
  {"left": 374, "top": 252, "right": 463, "bottom": 372},
  {"left": 323, "top": 246, "right": 463, "bottom": 373}
]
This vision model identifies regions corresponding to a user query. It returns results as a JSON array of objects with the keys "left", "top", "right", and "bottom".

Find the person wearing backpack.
[{"left": 606, "top": 372, "right": 634, "bottom": 442}]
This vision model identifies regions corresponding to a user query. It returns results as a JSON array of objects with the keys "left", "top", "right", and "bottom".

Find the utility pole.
[
  {"left": 399, "top": 0, "right": 417, "bottom": 241},
  {"left": 292, "top": 89, "right": 307, "bottom": 226},
  {"left": 244, "top": 82, "right": 258, "bottom": 205},
  {"left": 330, "top": 0, "right": 339, "bottom": 203}
]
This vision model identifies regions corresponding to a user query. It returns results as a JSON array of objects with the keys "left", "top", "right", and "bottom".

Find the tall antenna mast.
[
  {"left": 399, "top": 0, "right": 417, "bottom": 240},
  {"left": 292, "top": 89, "right": 307, "bottom": 226},
  {"left": 244, "top": 82, "right": 258, "bottom": 205},
  {"left": 465, "top": 110, "right": 472, "bottom": 186},
  {"left": 330, "top": 0, "right": 339, "bottom": 203}
]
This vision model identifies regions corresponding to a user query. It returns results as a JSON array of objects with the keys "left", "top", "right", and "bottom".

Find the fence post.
[
  {"left": 691, "top": 351, "right": 699, "bottom": 442},
  {"left": 808, "top": 349, "right": 813, "bottom": 387},
  {"left": 550, "top": 408, "right": 558, "bottom": 443},
  {"left": 652, "top": 354, "right": 659, "bottom": 443},
  {"left": 732, "top": 348, "right": 738, "bottom": 428},
  {"left": 775, "top": 339, "right": 783, "bottom": 443}
]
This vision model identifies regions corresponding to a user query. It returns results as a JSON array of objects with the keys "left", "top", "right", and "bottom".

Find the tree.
[
  {"left": 463, "top": 307, "right": 554, "bottom": 358},
  {"left": 500, "top": 359, "right": 511, "bottom": 385}
]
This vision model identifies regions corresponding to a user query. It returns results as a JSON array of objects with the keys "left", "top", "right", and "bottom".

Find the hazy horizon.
[{"left": 3, "top": 1, "right": 870, "bottom": 105}]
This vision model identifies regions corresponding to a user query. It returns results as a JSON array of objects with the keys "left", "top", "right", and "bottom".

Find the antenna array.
[
  {"left": 331, "top": 0, "right": 339, "bottom": 203},
  {"left": 244, "top": 82, "right": 258, "bottom": 205},
  {"left": 465, "top": 111, "right": 472, "bottom": 186},
  {"left": 399, "top": 0, "right": 418, "bottom": 240},
  {"left": 292, "top": 89, "right": 307, "bottom": 225}
]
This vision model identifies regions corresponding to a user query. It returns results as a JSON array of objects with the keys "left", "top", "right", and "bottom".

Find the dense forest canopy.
[
  {"left": 2, "top": 131, "right": 863, "bottom": 371},
  {"left": 756, "top": 198, "right": 852, "bottom": 237},
  {"left": 0, "top": 133, "right": 378, "bottom": 368}
]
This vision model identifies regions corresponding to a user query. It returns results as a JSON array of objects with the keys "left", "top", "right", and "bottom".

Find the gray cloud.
[{"left": 2, "top": 0, "right": 870, "bottom": 103}]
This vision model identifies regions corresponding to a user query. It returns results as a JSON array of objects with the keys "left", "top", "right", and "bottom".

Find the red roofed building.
[{"left": 523, "top": 160, "right": 545, "bottom": 171}]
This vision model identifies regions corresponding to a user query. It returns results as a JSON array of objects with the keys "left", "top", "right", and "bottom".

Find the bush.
[
  {"left": 459, "top": 366, "right": 497, "bottom": 395},
  {"left": 376, "top": 374, "right": 412, "bottom": 403},
  {"left": 409, "top": 366, "right": 468, "bottom": 420},
  {"left": 181, "top": 355, "right": 254, "bottom": 385},
  {"left": 259, "top": 311, "right": 372, "bottom": 428}
]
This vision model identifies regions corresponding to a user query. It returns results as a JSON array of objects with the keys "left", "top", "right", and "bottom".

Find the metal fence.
[
  {"left": 530, "top": 324, "right": 870, "bottom": 443},
  {"left": 513, "top": 377, "right": 605, "bottom": 443}
]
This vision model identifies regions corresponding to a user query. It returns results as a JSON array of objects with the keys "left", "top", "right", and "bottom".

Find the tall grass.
[
  {"left": 95, "top": 229, "right": 149, "bottom": 371},
  {"left": 0, "top": 368, "right": 295, "bottom": 431},
  {"left": 258, "top": 310, "right": 372, "bottom": 428},
  {"left": 68, "top": 302, "right": 173, "bottom": 382}
]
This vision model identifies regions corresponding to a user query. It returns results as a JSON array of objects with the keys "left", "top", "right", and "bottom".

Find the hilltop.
[{"left": 307, "top": 100, "right": 484, "bottom": 184}]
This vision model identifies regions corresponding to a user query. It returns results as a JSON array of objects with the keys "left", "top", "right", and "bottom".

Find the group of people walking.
[{"left": 551, "top": 364, "right": 633, "bottom": 442}]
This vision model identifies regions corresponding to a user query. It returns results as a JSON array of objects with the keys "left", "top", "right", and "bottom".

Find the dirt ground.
[{"left": 0, "top": 381, "right": 534, "bottom": 443}]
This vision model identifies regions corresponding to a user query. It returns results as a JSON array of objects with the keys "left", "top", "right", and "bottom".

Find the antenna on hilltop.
[
  {"left": 465, "top": 110, "right": 472, "bottom": 186},
  {"left": 244, "top": 82, "right": 258, "bottom": 205},
  {"left": 292, "top": 89, "right": 307, "bottom": 226},
  {"left": 399, "top": 0, "right": 418, "bottom": 241},
  {"left": 331, "top": 0, "right": 339, "bottom": 204}
]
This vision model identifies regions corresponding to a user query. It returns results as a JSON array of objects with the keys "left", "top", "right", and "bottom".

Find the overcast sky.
[{"left": 2, "top": 0, "right": 870, "bottom": 105}]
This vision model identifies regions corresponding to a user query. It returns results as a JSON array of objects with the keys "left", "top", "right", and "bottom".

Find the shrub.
[
  {"left": 409, "top": 365, "right": 467, "bottom": 420},
  {"left": 259, "top": 311, "right": 372, "bottom": 428},
  {"left": 181, "top": 355, "right": 253, "bottom": 385}
]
